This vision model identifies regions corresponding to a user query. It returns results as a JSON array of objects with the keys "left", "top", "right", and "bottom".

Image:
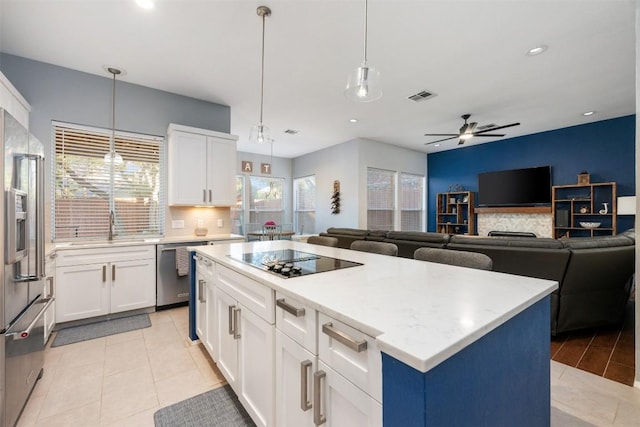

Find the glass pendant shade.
[
  {"left": 103, "top": 150, "right": 123, "bottom": 164},
  {"left": 249, "top": 123, "right": 270, "bottom": 144},
  {"left": 345, "top": 61, "right": 382, "bottom": 102}
]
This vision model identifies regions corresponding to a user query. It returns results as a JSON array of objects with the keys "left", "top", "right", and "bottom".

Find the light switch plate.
[
  {"left": 171, "top": 220, "right": 185, "bottom": 229},
  {"left": 217, "top": 219, "right": 223, "bottom": 228}
]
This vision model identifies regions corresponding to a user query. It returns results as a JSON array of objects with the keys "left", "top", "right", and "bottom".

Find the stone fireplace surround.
[{"left": 474, "top": 207, "right": 552, "bottom": 238}]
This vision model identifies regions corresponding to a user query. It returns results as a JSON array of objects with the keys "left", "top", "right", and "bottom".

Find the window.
[
  {"left": 367, "top": 168, "right": 395, "bottom": 230},
  {"left": 248, "top": 176, "right": 284, "bottom": 225},
  {"left": 294, "top": 175, "right": 316, "bottom": 234},
  {"left": 231, "top": 175, "right": 244, "bottom": 235},
  {"left": 399, "top": 173, "right": 424, "bottom": 232},
  {"left": 52, "top": 122, "right": 164, "bottom": 240},
  {"left": 367, "top": 168, "right": 425, "bottom": 231}
]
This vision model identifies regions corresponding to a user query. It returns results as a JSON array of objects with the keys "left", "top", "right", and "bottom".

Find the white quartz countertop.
[
  {"left": 191, "top": 240, "right": 558, "bottom": 373},
  {"left": 51, "top": 234, "right": 244, "bottom": 251}
]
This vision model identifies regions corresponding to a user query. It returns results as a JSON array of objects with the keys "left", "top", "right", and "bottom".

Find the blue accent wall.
[{"left": 427, "top": 115, "right": 636, "bottom": 233}]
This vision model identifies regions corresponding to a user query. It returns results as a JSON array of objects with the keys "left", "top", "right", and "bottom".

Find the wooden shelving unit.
[
  {"left": 436, "top": 191, "right": 475, "bottom": 235},
  {"left": 552, "top": 182, "right": 617, "bottom": 238}
]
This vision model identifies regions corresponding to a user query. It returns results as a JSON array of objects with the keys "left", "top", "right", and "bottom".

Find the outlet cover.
[
  {"left": 217, "top": 219, "right": 223, "bottom": 228},
  {"left": 171, "top": 220, "right": 185, "bottom": 229}
]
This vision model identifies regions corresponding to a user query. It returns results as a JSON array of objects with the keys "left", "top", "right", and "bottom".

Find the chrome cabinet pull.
[
  {"left": 322, "top": 322, "right": 367, "bottom": 353},
  {"left": 233, "top": 307, "right": 241, "bottom": 339},
  {"left": 201, "top": 281, "right": 206, "bottom": 303},
  {"left": 203, "top": 189, "right": 207, "bottom": 202},
  {"left": 102, "top": 265, "right": 106, "bottom": 282},
  {"left": 46, "top": 276, "right": 55, "bottom": 298},
  {"left": 228, "top": 305, "right": 235, "bottom": 335},
  {"left": 276, "top": 298, "right": 305, "bottom": 317},
  {"left": 112, "top": 264, "right": 116, "bottom": 281},
  {"left": 313, "top": 370, "right": 326, "bottom": 426},
  {"left": 198, "top": 279, "right": 205, "bottom": 303},
  {"left": 209, "top": 189, "right": 212, "bottom": 202},
  {"left": 300, "top": 360, "right": 313, "bottom": 411}
]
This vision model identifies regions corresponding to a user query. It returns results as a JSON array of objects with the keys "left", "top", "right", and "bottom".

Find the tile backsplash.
[{"left": 165, "top": 206, "right": 232, "bottom": 237}]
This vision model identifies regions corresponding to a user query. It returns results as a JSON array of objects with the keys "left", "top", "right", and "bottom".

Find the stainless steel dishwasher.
[{"left": 156, "top": 241, "right": 209, "bottom": 309}]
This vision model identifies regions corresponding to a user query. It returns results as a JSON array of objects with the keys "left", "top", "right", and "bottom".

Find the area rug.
[
  {"left": 154, "top": 385, "right": 256, "bottom": 427},
  {"left": 51, "top": 313, "right": 151, "bottom": 347}
]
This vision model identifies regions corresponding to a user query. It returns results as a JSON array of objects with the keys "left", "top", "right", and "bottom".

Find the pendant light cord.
[
  {"left": 259, "top": 12, "right": 266, "bottom": 125},
  {"left": 111, "top": 71, "right": 116, "bottom": 151},
  {"left": 363, "top": 0, "right": 368, "bottom": 63}
]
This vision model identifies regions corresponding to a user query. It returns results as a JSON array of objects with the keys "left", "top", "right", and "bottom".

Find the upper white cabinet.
[
  {"left": 0, "top": 71, "right": 30, "bottom": 129},
  {"left": 167, "top": 124, "right": 238, "bottom": 206}
]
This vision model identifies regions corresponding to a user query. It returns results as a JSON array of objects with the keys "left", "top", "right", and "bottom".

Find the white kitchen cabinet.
[
  {"left": 167, "top": 124, "right": 238, "bottom": 206},
  {"left": 43, "top": 252, "right": 57, "bottom": 343},
  {"left": 215, "top": 286, "right": 238, "bottom": 385},
  {"left": 55, "top": 245, "right": 156, "bottom": 323}
]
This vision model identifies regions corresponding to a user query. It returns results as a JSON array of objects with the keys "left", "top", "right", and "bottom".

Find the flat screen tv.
[{"left": 477, "top": 166, "right": 552, "bottom": 207}]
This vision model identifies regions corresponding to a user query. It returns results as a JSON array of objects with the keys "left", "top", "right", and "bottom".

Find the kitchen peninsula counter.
[{"left": 191, "top": 240, "right": 557, "bottom": 426}]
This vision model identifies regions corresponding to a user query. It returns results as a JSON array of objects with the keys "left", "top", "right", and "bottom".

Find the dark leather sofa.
[{"left": 319, "top": 227, "right": 635, "bottom": 335}]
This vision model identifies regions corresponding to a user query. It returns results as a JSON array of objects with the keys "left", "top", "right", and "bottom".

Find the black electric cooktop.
[{"left": 229, "top": 249, "right": 363, "bottom": 278}]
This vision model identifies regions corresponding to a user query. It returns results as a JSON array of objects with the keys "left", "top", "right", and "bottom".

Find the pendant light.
[
  {"left": 104, "top": 67, "right": 123, "bottom": 164},
  {"left": 249, "top": 6, "right": 272, "bottom": 144},
  {"left": 345, "top": 0, "right": 382, "bottom": 102}
]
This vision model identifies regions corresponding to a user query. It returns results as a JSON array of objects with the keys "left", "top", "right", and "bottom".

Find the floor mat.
[
  {"left": 51, "top": 313, "right": 151, "bottom": 347},
  {"left": 154, "top": 384, "right": 256, "bottom": 427}
]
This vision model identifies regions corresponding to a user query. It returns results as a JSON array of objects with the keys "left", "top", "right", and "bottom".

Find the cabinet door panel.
[
  {"left": 215, "top": 288, "right": 238, "bottom": 388},
  {"left": 110, "top": 259, "right": 155, "bottom": 313},
  {"left": 56, "top": 263, "right": 109, "bottom": 323},
  {"left": 168, "top": 131, "right": 208, "bottom": 205},
  {"left": 204, "top": 277, "right": 216, "bottom": 357},
  {"left": 275, "top": 330, "right": 315, "bottom": 427},
  {"left": 195, "top": 268, "right": 207, "bottom": 341},
  {"left": 239, "top": 305, "right": 274, "bottom": 427},
  {"left": 318, "top": 361, "right": 382, "bottom": 427},
  {"left": 207, "top": 136, "right": 236, "bottom": 206}
]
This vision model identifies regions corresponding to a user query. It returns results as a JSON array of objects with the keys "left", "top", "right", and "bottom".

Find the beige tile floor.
[{"left": 14, "top": 306, "right": 640, "bottom": 426}]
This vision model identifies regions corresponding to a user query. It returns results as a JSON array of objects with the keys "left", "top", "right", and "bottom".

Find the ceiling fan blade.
[
  {"left": 423, "top": 133, "right": 459, "bottom": 137},
  {"left": 473, "top": 122, "right": 520, "bottom": 135},
  {"left": 457, "top": 138, "right": 465, "bottom": 145},
  {"left": 424, "top": 136, "right": 458, "bottom": 145},
  {"left": 471, "top": 133, "right": 506, "bottom": 138}
]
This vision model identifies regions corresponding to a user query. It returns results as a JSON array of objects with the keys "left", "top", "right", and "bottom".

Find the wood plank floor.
[{"left": 551, "top": 299, "right": 635, "bottom": 386}]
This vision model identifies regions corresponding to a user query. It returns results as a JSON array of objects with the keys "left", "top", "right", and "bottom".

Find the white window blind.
[
  {"left": 367, "top": 168, "right": 395, "bottom": 230},
  {"left": 294, "top": 175, "right": 316, "bottom": 234},
  {"left": 249, "top": 176, "right": 285, "bottom": 225},
  {"left": 52, "top": 122, "right": 164, "bottom": 240},
  {"left": 400, "top": 173, "right": 424, "bottom": 231}
]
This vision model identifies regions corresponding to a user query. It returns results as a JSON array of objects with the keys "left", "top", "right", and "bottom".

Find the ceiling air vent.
[
  {"left": 408, "top": 90, "right": 437, "bottom": 102},
  {"left": 283, "top": 129, "right": 299, "bottom": 135}
]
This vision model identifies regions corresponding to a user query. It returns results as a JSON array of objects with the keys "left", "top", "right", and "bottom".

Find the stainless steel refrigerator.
[{"left": 1, "top": 109, "right": 50, "bottom": 427}]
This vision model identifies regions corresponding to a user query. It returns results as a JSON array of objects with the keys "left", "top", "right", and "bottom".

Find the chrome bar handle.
[
  {"left": 276, "top": 298, "right": 305, "bottom": 317},
  {"left": 198, "top": 279, "right": 205, "bottom": 303},
  {"left": 322, "top": 322, "right": 367, "bottom": 353},
  {"left": 46, "top": 276, "right": 54, "bottom": 298},
  {"left": 112, "top": 264, "right": 116, "bottom": 281},
  {"left": 34, "top": 155, "right": 45, "bottom": 279},
  {"left": 209, "top": 189, "right": 212, "bottom": 202},
  {"left": 233, "top": 307, "right": 241, "bottom": 339},
  {"left": 8, "top": 297, "right": 54, "bottom": 340},
  {"left": 228, "top": 305, "right": 235, "bottom": 335},
  {"left": 300, "top": 360, "right": 313, "bottom": 411},
  {"left": 313, "top": 370, "right": 326, "bottom": 426},
  {"left": 203, "top": 189, "right": 207, "bottom": 203},
  {"left": 102, "top": 265, "right": 107, "bottom": 282}
]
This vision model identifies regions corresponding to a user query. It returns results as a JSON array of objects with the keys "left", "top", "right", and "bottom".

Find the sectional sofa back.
[
  {"left": 383, "top": 231, "right": 450, "bottom": 258},
  {"left": 319, "top": 228, "right": 369, "bottom": 249}
]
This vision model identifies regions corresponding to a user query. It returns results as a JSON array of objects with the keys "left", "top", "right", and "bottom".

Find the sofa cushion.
[
  {"left": 385, "top": 231, "right": 450, "bottom": 244},
  {"left": 561, "top": 235, "right": 634, "bottom": 249},
  {"left": 449, "top": 235, "right": 564, "bottom": 249},
  {"left": 325, "top": 227, "right": 368, "bottom": 237},
  {"left": 365, "top": 230, "right": 388, "bottom": 241}
]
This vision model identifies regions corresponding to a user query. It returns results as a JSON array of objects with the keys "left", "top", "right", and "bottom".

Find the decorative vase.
[{"left": 599, "top": 203, "right": 608, "bottom": 215}]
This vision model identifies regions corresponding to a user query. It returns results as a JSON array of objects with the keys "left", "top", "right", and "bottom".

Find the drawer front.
[
  {"left": 318, "top": 313, "right": 381, "bottom": 402},
  {"left": 275, "top": 292, "right": 317, "bottom": 354},
  {"left": 56, "top": 245, "right": 155, "bottom": 266},
  {"left": 216, "top": 264, "right": 274, "bottom": 324},
  {"left": 195, "top": 254, "right": 215, "bottom": 280}
]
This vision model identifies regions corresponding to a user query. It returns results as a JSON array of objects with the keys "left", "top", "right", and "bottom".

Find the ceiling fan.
[{"left": 424, "top": 114, "right": 520, "bottom": 146}]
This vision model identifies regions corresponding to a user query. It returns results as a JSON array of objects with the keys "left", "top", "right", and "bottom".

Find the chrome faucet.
[{"left": 108, "top": 210, "right": 115, "bottom": 241}]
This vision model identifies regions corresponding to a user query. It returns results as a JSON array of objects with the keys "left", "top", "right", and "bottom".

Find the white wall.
[
  {"left": 356, "top": 139, "right": 428, "bottom": 228},
  {"left": 293, "top": 140, "right": 360, "bottom": 233}
]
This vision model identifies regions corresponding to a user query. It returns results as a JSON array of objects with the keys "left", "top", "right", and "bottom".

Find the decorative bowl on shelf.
[{"left": 579, "top": 222, "right": 601, "bottom": 229}]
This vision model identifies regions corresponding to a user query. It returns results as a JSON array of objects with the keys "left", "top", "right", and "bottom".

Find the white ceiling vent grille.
[
  {"left": 283, "top": 129, "right": 299, "bottom": 135},
  {"left": 408, "top": 90, "right": 437, "bottom": 102}
]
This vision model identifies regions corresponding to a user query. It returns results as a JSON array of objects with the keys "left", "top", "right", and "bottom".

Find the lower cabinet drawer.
[
  {"left": 318, "top": 312, "right": 381, "bottom": 402},
  {"left": 216, "top": 264, "right": 274, "bottom": 324},
  {"left": 275, "top": 292, "right": 317, "bottom": 354}
]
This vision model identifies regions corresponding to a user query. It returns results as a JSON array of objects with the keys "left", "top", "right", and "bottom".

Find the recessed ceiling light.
[
  {"left": 526, "top": 45, "right": 548, "bottom": 56},
  {"left": 349, "top": 119, "right": 358, "bottom": 123},
  {"left": 582, "top": 111, "right": 596, "bottom": 116},
  {"left": 135, "top": 0, "right": 155, "bottom": 10},
  {"left": 434, "top": 143, "right": 440, "bottom": 147}
]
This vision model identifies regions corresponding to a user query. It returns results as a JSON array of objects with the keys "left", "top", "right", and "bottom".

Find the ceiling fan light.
[
  {"left": 459, "top": 133, "right": 474, "bottom": 140},
  {"left": 345, "top": 62, "right": 382, "bottom": 102}
]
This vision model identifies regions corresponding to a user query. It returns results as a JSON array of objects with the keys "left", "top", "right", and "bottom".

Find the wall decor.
[
  {"left": 577, "top": 171, "right": 590, "bottom": 185},
  {"left": 242, "top": 161, "right": 253, "bottom": 172},
  {"left": 331, "top": 180, "right": 340, "bottom": 214},
  {"left": 261, "top": 163, "right": 271, "bottom": 174}
]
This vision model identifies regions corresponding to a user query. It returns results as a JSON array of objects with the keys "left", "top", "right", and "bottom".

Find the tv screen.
[{"left": 477, "top": 166, "right": 552, "bottom": 207}]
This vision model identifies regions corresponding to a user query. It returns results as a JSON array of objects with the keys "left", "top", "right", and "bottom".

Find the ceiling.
[{"left": 0, "top": 0, "right": 635, "bottom": 158}]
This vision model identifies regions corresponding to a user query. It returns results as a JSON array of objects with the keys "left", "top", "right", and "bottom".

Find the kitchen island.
[{"left": 190, "top": 240, "right": 557, "bottom": 426}]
